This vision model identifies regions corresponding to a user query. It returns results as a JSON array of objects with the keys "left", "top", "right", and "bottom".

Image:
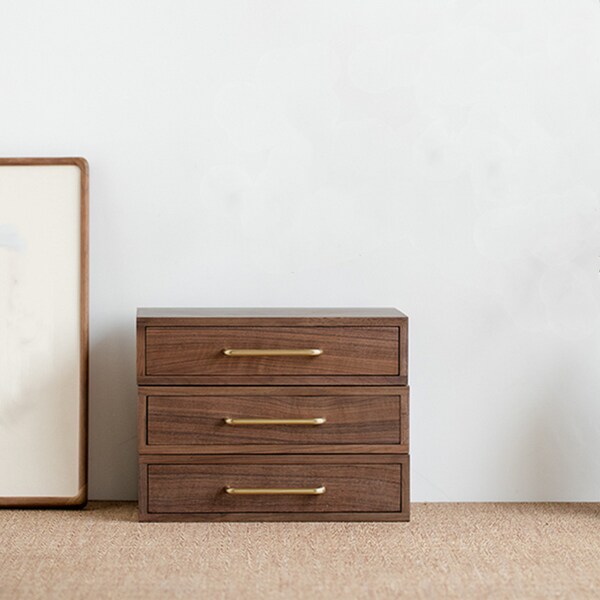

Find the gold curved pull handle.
[
  {"left": 225, "top": 485, "right": 326, "bottom": 495},
  {"left": 222, "top": 348, "right": 323, "bottom": 357},
  {"left": 224, "top": 417, "right": 326, "bottom": 426}
]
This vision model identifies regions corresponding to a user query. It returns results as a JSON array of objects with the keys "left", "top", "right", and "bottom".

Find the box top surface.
[{"left": 137, "top": 307, "right": 407, "bottom": 319}]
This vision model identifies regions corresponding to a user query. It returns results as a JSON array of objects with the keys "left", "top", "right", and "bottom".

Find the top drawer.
[{"left": 137, "top": 310, "right": 408, "bottom": 385}]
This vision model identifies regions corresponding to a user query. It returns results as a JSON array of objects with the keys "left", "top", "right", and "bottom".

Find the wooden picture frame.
[{"left": 0, "top": 158, "right": 88, "bottom": 507}]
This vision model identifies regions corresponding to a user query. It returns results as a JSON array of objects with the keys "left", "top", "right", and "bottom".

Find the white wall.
[{"left": 1, "top": 0, "right": 599, "bottom": 501}]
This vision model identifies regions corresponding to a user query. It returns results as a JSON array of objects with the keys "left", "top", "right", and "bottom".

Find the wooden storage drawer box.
[
  {"left": 137, "top": 309, "right": 408, "bottom": 386},
  {"left": 144, "top": 326, "right": 399, "bottom": 377},
  {"left": 137, "top": 308, "right": 409, "bottom": 522},
  {"left": 139, "top": 455, "right": 409, "bottom": 522},
  {"left": 139, "top": 386, "right": 409, "bottom": 453}
]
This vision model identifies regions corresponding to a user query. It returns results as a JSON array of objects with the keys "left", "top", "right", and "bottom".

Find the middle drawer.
[{"left": 138, "top": 386, "right": 409, "bottom": 454}]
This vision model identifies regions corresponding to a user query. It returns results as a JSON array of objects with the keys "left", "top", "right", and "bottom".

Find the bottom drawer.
[{"left": 140, "top": 455, "right": 409, "bottom": 522}]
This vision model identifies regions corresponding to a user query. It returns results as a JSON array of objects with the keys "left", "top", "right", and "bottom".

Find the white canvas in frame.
[{"left": 0, "top": 158, "right": 88, "bottom": 506}]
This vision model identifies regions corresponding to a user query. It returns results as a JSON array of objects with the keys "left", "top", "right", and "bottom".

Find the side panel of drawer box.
[
  {"left": 139, "top": 455, "right": 409, "bottom": 522},
  {"left": 138, "top": 386, "right": 409, "bottom": 454}
]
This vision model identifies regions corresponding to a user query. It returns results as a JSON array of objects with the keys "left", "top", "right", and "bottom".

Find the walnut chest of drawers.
[{"left": 137, "top": 308, "right": 409, "bottom": 522}]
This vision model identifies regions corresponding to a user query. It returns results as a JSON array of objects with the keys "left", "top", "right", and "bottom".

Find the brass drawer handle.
[
  {"left": 224, "top": 417, "right": 326, "bottom": 426},
  {"left": 222, "top": 348, "right": 323, "bottom": 357},
  {"left": 225, "top": 485, "right": 326, "bottom": 495}
]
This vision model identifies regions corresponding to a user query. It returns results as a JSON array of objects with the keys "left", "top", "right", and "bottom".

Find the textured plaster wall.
[{"left": 1, "top": 1, "right": 599, "bottom": 500}]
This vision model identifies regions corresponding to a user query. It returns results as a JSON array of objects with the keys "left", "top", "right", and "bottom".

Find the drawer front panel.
[
  {"left": 146, "top": 393, "right": 401, "bottom": 446},
  {"left": 147, "top": 463, "right": 402, "bottom": 513},
  {"left": 144, "top": 327, "right": 399, "bottom": 377}
]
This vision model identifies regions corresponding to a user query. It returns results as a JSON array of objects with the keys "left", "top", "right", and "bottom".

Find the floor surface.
[{"left": 2, "top": 502, "right": 600, "bottom": 599}]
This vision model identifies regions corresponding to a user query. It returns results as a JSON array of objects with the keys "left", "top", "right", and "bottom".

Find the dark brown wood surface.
[
  {"left": 147, "top": 463, "right": 401, "bottom": 514},
  {"left": 138, "top": 385, "right": 406, "bottom": 396},
  {"left": 137, "top": 308, "right": 409, "bottom": 522},
  {"left": 145, "top": 326, "right": 398, "bottom": 377},
  {"left": 0, "top": 157, "right": 88, "bottom": 508},
  {"left": 137, "top": 314, "right": 408, "bottom": 385},
  {"left": 140, "top": 373, "right": 407, "bottom": 386},
  {"left": 140, "top": 387, "right": 408, "bottom": 453},
  {"left": 139, "top": 454, "right": 407, "bottom": 465},
  {"left": 147, "top": 393, "right": 399, "bottom": 445},
  {"left": 139, "top": 455, "right": 410, "bottom": 521}
]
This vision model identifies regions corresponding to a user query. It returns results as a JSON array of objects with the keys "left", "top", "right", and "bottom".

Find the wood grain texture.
[
  {"left": 140, "top": 374, "right": 407, "bottom": 386},
  {"left": 139, "top": 454, "right": 407, "bottom": 465},
  {"left": 137, "top": 313, "right": 407, "bottom": 385},
  {"left": 0, "top": 157, "right": 88, "bottom": 508},
  {"left": 148, "top": 395, "right": 400, "bottom": 444},
  {"left": 144, "top": 326, "right": 399, "bottom": 377},
  {"left": 139, "top": 455, "right": 410, "bottom": 521},
  {"left": 142, "top": 444, "right": 408, "bottom": 455},
  {"left": 140, "top": 387, "right": 409, "bottom": 452},
  {"left": 147, "top": 394, "right": 400, "bottom": 445},
  {"left": 136, "top": 320, "right": 146, "bottom": 385},
  {"left": 138, "top": 463, "right": 148, "bottom": 521},
  {"left": 147, "top": 463, "right": 402, "bottom": 514},
  {"left": 136, "top": 308, "right": 409, "bottom": 522},
  {"left": 138, "top": 385, "right": 406, "bottom": 396}
]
